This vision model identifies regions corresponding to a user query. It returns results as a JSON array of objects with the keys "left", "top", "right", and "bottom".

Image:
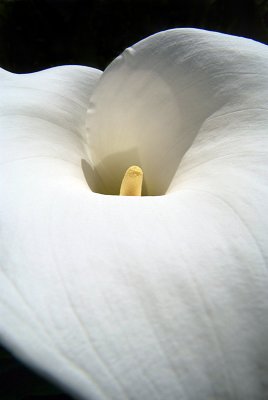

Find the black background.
[
  {"left": 1, "top": 0, "right": 268, "bottom": 73},
  {"left": 0, "top": 0, "right": 268, "bottom": 399}
]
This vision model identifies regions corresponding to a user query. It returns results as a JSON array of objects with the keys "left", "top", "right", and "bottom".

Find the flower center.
[{"left": 119, "top": 166, "right": 143, "bottom": 196}]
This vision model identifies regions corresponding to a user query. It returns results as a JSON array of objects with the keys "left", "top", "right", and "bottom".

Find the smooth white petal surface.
[{"left": 1, "top": 29, "right": 268, "bottom": 400}]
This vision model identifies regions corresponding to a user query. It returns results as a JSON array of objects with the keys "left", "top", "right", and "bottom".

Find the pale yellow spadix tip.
[{"left": 119, "top": 166, "right": 143, "bottom": 196}]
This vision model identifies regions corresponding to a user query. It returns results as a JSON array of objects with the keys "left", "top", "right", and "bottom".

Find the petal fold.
[{"left": 87, "top": 29, "right": 268, "bottom": 196}]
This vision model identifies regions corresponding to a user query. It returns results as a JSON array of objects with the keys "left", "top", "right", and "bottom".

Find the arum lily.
[{"left": 1, "top": 28, "right": 268, "bottom": 400}]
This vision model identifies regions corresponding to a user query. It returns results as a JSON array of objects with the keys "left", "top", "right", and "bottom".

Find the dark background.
[
  {"left": 0, "top": 0, "right": 268, "bottom": 398},
  {"left": 1, "top": 0, "right": 268, "bottom": 73}
]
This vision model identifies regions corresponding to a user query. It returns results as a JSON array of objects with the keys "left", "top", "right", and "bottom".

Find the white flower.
[{"left": 1, "top": 28, "right": 268, "bottom": 400}]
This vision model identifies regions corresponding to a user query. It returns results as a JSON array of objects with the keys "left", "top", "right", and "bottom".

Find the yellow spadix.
[{"left": 119, "top": 166, "right": 143, "bottom": 196}]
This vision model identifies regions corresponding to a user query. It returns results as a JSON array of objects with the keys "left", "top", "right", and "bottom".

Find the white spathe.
[{"left": 0, "top": 28, "right": 268, "bottom": 400}]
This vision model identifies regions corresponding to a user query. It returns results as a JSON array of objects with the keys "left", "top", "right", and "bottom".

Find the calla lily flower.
[{"left": 1, "top": 28, "right": 268, "bottom": 400}]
